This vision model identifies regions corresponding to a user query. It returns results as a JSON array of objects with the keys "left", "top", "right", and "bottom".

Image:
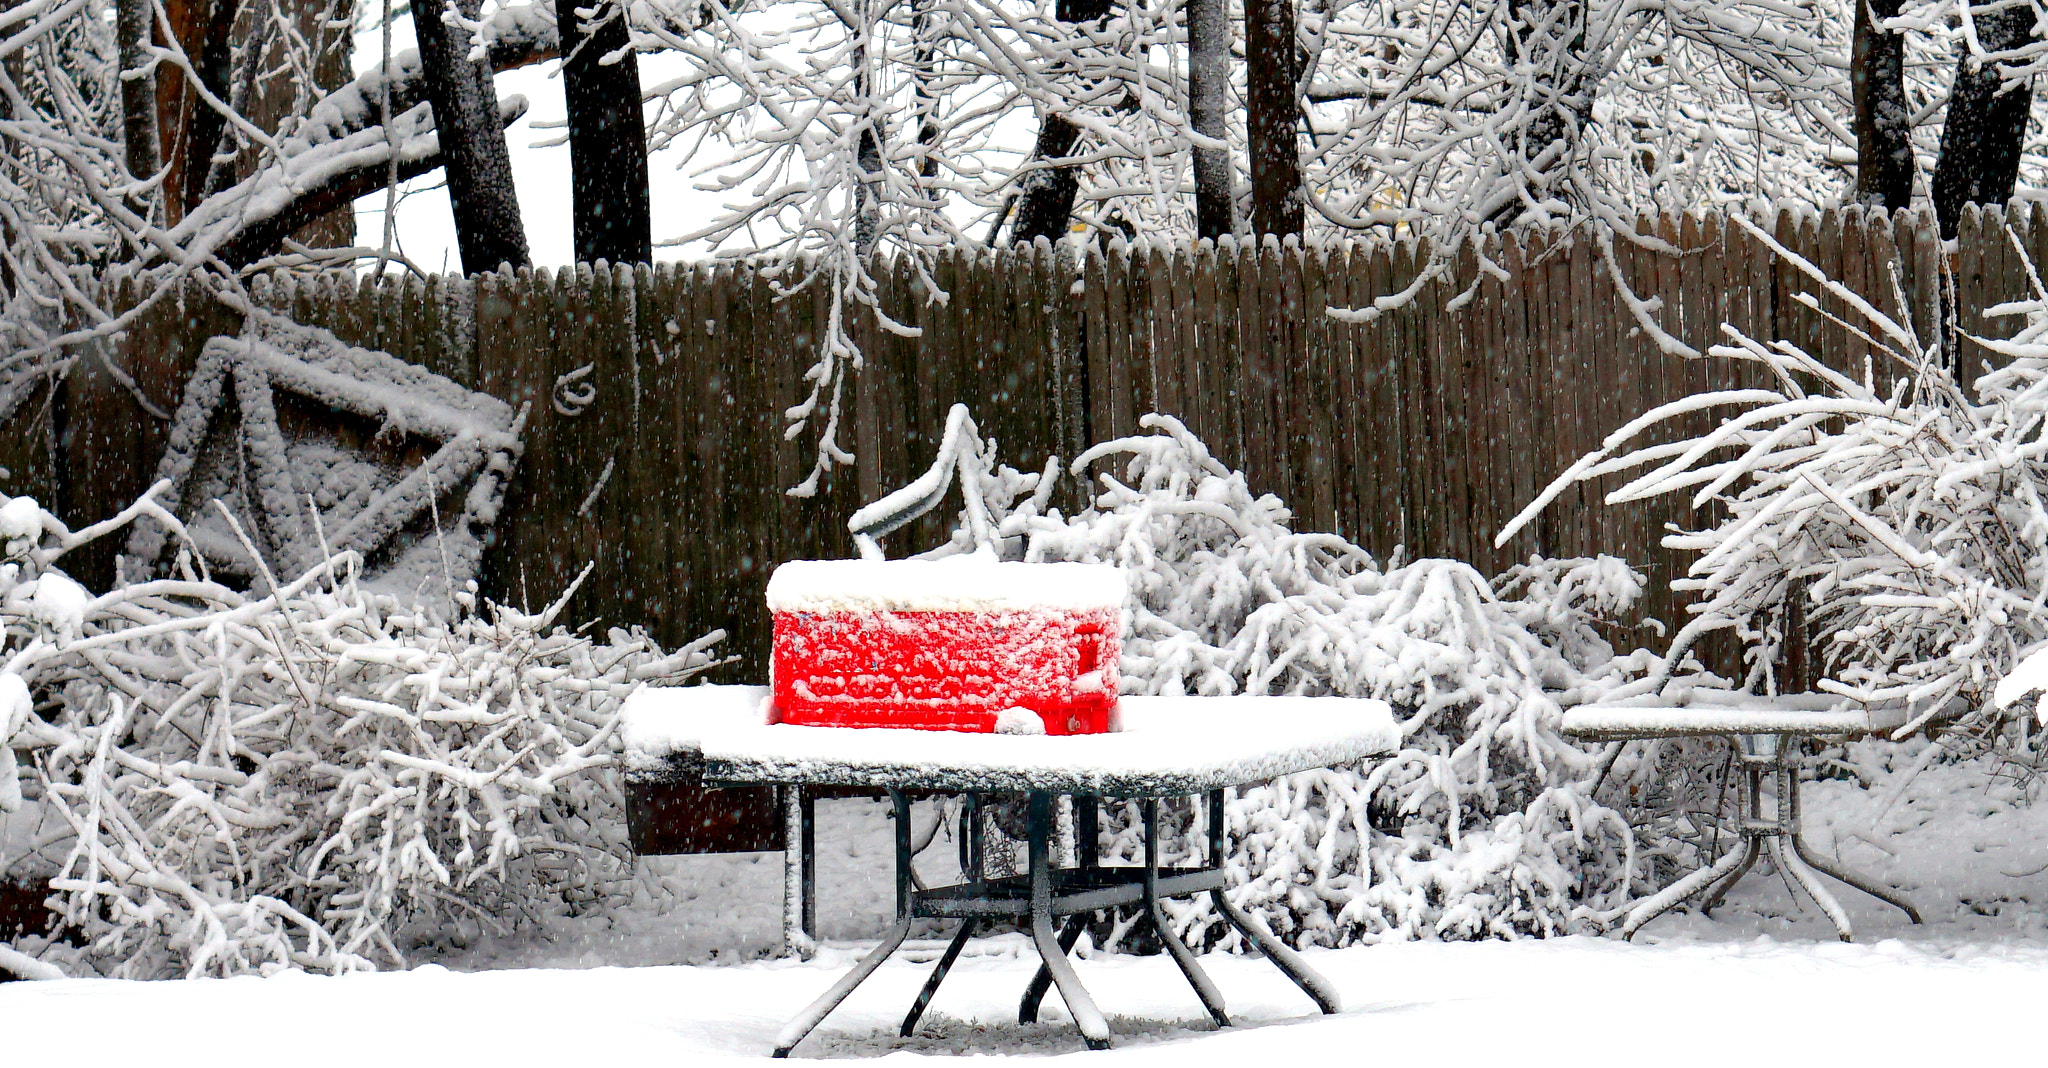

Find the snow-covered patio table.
[
  {"left": 1560, "top": 692, "right": 1921, "bottom": 942},
  {"left": 621, "top": 686, "right": 1396, "bottom": 1056}
]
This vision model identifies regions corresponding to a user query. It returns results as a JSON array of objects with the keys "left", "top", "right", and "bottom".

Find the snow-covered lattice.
[{"left": 123, "top": 316, "right": 525, "bottom": 603}]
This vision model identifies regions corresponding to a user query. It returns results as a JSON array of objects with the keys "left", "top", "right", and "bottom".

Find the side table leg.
[
  {"left": 1791, "top": 835, "right": 1922, "bottom": 924},
  {"left": 1622, "top": 833, "right": 1755, "bottom": 939},
  {"left": 771, "top": 787, "right": 920, "bottom": 1057},
  {"left": 1783, "top": 756, "right": 1922, "bottom": 924},
  {"left": 802, "top": 787, "right": 818, "bottom": 939},
  {"left": 1022, "top": 791, "right": 1110, "bottom": 1049},
  {"left": 1145, "top": 798, "right": 1230, "bottom": 1027},
  {"left": 1771, "top": 835, "right": 1853, "bottom": 942},
  {"left": 1077, "top": 795, "right": 1100, "bottom": 870},
  {"left": 902, "top": 920, "right": 977, "bottom": 1037},
  {"left": 1698, "top": 836, "right": 1761, "bottom": 915},
  {"left": 772, "top": 917, "right": 914, "bottom": 1057}
]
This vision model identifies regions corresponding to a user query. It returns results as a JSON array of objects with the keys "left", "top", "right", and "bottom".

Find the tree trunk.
[
  {"left": 1853, "top": 0, "right": 1912, "bottom": 211},
  {"left": 1188, "top": 0, "right": 1233, "bottom": 239},
  {"left": 1932, "top": 7, "right": 2038, "bottom": 239},
  {"left": 1009, "top": 118, "right": 1085, "bottom": 245},
  {"left": 117, "top": 0, "right": 161, "bottom": 220},
  {"left": 181, "top": 0, "right": 244, "bottom": 215},
  {"left": 559, "top": 0, "right": 651, "bottom": 266},
  {"left": 1247, "top": 0, "right": 1300, "bottom": 236},
  {"left": 1008, "top": 0, "right": 1115, "bottom": 245},
  {"left": 1491, "top": 0, "right": 1592, "bottom": 226},
  {"left": 416, "top": 0, "right": 531, "bottom": 273}
]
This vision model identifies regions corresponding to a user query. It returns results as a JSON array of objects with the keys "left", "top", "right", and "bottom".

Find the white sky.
[
  {"left": 351, "top": 9, "right": 1038, "bottom": 274},
  {"left": 350, "top": 15, "right": 735, "bottom": 273}
]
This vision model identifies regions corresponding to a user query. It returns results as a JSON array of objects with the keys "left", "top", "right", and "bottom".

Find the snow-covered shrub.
[
  {"left": 908, "top": 413, "right": 1647, "bottom": 944},
  {"left": 1499, "top": 216, "right": 2048, "bottom": 761},
  {"left": 1, "top": 485, "right": 721, "bottom": 978}
]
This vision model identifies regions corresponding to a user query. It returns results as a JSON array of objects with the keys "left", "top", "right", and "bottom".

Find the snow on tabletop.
[
  {"left": 765, "top": 558, "right": 1126, "bottom": 614},
  {"left": 695, "top": 695, "right": 1396, "bottom": 796},
  {"left": 620, "top": 685, "right": 771, "bottom": 771}
]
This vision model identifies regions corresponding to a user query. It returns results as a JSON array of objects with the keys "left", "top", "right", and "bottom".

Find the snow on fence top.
[{"left": 764, "top": 558, "right": 1127, "bottom": 614}]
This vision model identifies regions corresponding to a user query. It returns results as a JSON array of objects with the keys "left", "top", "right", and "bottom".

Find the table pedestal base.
[
  {"left": 773, "top": 789, "right": 1339, "bottom": 1057},
  {"left": 1621, "top": 734, "right": 1921, "bottom": 942}
]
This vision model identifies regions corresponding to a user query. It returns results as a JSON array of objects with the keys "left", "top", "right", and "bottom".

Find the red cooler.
[{"left": 766, "top": 558, "right": 1125, "bottom": 734}]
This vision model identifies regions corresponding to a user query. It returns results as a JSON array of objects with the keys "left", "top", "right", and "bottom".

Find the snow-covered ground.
[
  {"left": 8, "top": 744, "right": 2048, "bottom": 1062},
  {"left": 7, "top": 923, "right": 2046, "bottom": 1063}
]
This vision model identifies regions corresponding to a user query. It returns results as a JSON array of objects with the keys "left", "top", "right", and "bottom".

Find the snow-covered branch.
[
  {"left": 1, "top": 488, "right": 725, "bottom": 977},
  {"left": 1505, "top": 220, "right": 2048, "bottom": 753}
]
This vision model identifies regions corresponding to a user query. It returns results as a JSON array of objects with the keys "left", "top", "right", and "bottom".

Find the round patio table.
[{"left": 652, "top": 691, "right": 1396, "bottom": 1055}]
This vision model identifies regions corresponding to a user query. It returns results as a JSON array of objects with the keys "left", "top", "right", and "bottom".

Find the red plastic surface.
[{"left": 772, "top": 607, "right": 1119, "bottom": 734}]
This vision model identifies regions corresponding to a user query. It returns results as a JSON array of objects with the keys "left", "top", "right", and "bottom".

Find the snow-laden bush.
[
  {"left": 1500, "top": 216, "right": 2048, "bottom": 763},
  {"left": 1, "top": 485, "right": 721, "bottom": 978},
  {"left": 907, "top": 413, "right": 1649, "bottom": 944}
]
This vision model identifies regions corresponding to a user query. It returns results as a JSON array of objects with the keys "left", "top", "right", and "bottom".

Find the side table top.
[{"left": 1560, "top": 690, "right": 1915, "bottom": 741}]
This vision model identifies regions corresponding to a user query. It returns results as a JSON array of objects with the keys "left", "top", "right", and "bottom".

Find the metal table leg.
[
  {"left": 1622, "top": 734, "right": 1920, "bottom": 942},
  {"left": 781, "top": 786, "right": 815, "bottom": 960},
  {"left": 1624, "top": 834, "right": 1756, "bottom": 938},
  {"left": 1783, "top": 754, "right": 1922, "bottom": 924},
  {"left": 1771, "top": 835, "right": 1852, "bottom": 942},
  {"left": 1145, "top": 798, "right": 1230, "bottom": 1027},
  {"left": 1018, "top": 916, "right": 1088, "bottom": 1024},
  {"left": 1699, "top": 759, "right": 1770, "bottom": 916},
  {"left": 1204, "top": 789, "right": 1341, "bottom": 1015},
  {"left": 1016, "top": 794, "right": 1098, "bottom": 1025},
  {"left": 772, "top": 917, "right": 913, "bottom": 1057},
  {"left": 1021, "top": 790, "right": 1111, "bottom": 1049},
  {"left": 1077, "top": 795, "right": 1100, "bottom": 870},
  {"left": 902, "top": 920, "right": 977, "bottom": 1036},
  {"left": 802, "top": 787, "right": 818, "bottom": 939},
  {"left": 772, "top": 790, "right": 918, "bottom": 1057}
]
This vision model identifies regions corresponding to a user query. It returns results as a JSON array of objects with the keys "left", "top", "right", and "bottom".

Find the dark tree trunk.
[
  {"left": 1188, "top": 0, "right": 1233, "bottom": 239},
  {"left": 559, "top": 0, "right": 651, "bottom": 265},
  {"left": 415, "top": 0, "right": 531, "bottom": 273},
  {"left": 1491, "top": 0, "right": 1592, "bottom": 226},
  {"left": 1009, "top": 118, "right": 1085, "bottom": 244},
  {"left": 913, "top": 0, "right": 942, "bottom": 180},
  {"left": 1, "top": 2, "right": 18, "bottom": 293},
  {"left": 181, "top": 0, "right": 244, "bottom": 215},
  {"left": 117, "top": 0, "right": 161, "bottom": 218},
  {"left": 1008, "top": 0, "right": 1115, "bottom": 244},
  {"left": 1933, "top": 7, "right": 2038, "bottom": 239},
  {"left": 1247, "top": 0, "right": 1300, "bottom": 236},
  {"left": 1853, "top": 0, "right": 1913, "bottom": 211}
]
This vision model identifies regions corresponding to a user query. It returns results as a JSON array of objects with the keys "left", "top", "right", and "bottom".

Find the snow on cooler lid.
[{"left": 765, "top": 558, "right": 1127, "bottom": 614}]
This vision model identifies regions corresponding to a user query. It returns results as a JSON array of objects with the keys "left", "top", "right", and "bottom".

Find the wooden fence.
[{"left": 4, "top": 203, "right": 2043, "bottom": 678}]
